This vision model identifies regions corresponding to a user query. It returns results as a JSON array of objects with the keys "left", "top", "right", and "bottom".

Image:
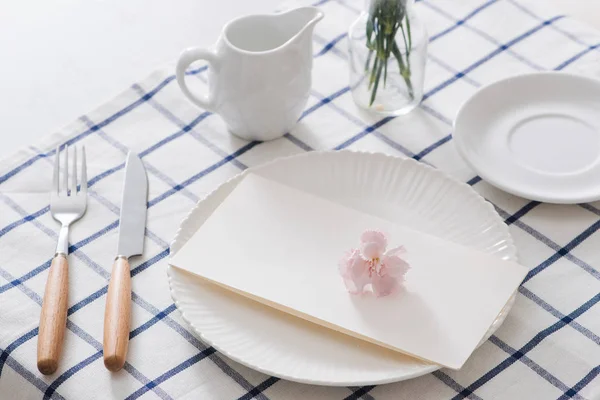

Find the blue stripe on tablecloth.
[
  {"left": 130, "top": 304, "right": 177, "bottom": 339},
  {"left": 420, "top": 103, "right": 453, "bottom": 125},
  {"left": 558, "top": 366, "right": 600, "bottom": 400},
  {"left": 432, "top": 372, "right": 482, "bottom": 400},
  {"left": 311, "top": 88, "right": 415, "bottom": 157},
  {"left": 43, "top": 351, "right": 103, "bottom": 400},
  {"left": 69, "top": 286, "right": 108, "bottom": 315},
  {"left": 0, "top": 205, "right": 49, "bottom": 239},
  {"left": 501, "top": 215, "right": 600, "bottom": 288},
  {"left": 48, "top": 303, "right": 178, "bottom": 399},
  {"left": 488, "top": 335, "right": 586, "bottom": 400},
  {"left": 185, "top": 65, "right": 208, "bottom": 76},
  {"left": 524, "top": 219, "right": 600, "bottom": 283},
  {"left": 508, "top": 0, "right": 600, "bottom": 51},
  {"left": 423, "top": 15, "right": 564, "bottom": 102},
  {"left": 555, "top": 43, "right": 600, "bottom": 70},
  {"left": 429, "top": 0, "right": 498, "bottom": 42},
  {"left": 314, "top": 33, "right": 347, "bottom": 59},
  {"left": 0, "top": 327, "right": 38, "bottom": 375},
  {"left": 0, "top": 75, "right": 175, "bottom": 186},
  {"left": 343, "top": 386, "right": 380, "bottom": 400},
  {"left": 139, "top": 112, "right": 213, "bottom": 158},
  {"left": 421, "top": 0, "right": 544, "bottom": 71},
  {"left": 302, "top": 87, "right": 351, "bottom": 119},
  {"left": 451, "top": 293, "right": 600, "bottom": 400},
  {"left": 412, "top": 134, "right": 452, "bottom": 161},
  {"left": 283, "top": 133, "right": 315, "bottom": 151},
  {"left": 123, "top": 366, "right": 174, "bottom": 400},
  {"left": 0, "top": 351, "right": 67, "bottom": 400},
  {"left": 427, "top": 54, "right": 481, "bottom": 87},
  {"left": 130, "top": 84, "right": 248, "bottom": 171},
  {"left": 236, "top": 377, "right": 281, "bottom": 400},
  {"left": 0, "top": 259, "right": 51, "bottom": 294},
  {"left": 147, "top": 140, "right": 260, "bottom": 207},
  {"left": 504, "top": 201, "right": 541, "bottom": 225},
  {"left": 519, "top": 287, "right": 599, "bottom": 345},
  {"left": 124, "top": 347, "right": 217, "bottom": 400},
  {"left": 315, "top": 33, "right": 346, "bottom": 57},
  {"left": 334, "top": 116, "right": 395, "bottom": 150},
  {"left": 467, "top": 176, "right": 482, "bottom": 186}
]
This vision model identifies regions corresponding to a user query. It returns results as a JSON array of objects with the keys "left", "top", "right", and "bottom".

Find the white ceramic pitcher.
[{"left": 176, "top": 7, "right": 324, "bottom": 141}]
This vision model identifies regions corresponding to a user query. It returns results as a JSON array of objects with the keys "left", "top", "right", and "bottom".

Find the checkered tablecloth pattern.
[{"left": 1, "top": 0, "right": 599, "bottom": 398}]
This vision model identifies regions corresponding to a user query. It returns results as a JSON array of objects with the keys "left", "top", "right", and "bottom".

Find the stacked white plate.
[{"left": 168, "top": 150, "right": 517, "bottom": 385}]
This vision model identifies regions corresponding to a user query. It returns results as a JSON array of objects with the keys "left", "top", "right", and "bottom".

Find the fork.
[{"left": 37, "top": 145, "right": 87, "bottom": 375}]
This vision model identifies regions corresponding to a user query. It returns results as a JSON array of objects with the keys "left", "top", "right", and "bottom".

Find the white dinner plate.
[
  {"left": 168, "top": 151, "right": 517, "bottom": 386},
  {"left": 454, "top": 72, "right": 600, "bottom": 204}
]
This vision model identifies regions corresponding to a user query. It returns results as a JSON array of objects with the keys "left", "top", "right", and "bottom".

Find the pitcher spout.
[
  {"left": 280, "top": 7, "right": 324, "bottom": 45},
  {"left": 222, "top": 6, "right": 324, "bottom": 54}
]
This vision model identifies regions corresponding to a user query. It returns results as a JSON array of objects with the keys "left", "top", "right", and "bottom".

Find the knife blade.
[{"left": 103, "top": 151, "right": 148, "bottom": 372}]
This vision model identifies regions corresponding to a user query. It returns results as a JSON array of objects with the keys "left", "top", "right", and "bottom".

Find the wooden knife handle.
[
  {"left": 103, "top": 257, "right": 131, "bottom": 372},
  {"left": 37, "top": 253, "right": 69, "bottom": 375}
]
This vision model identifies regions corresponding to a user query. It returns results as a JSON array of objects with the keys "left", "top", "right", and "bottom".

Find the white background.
[{"left": 0, "top": 0, "right": 598, "bottom": 159}]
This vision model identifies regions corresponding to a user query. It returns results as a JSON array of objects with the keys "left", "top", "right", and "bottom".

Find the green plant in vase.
[
  {"left": 365, "top": 0, "right": 413, "bottom": 106},
  {"left": 348, "top": 0, "right": 426, "bottom": 115}
]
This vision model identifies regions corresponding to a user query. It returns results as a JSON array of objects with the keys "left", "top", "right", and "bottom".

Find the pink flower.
[{"left": 339, "top": 230, "right": 410, "bottom": 297}]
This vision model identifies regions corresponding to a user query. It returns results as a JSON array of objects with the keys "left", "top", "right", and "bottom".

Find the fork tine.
[
  {"left": 62, "top": 145, "right": 68, "bottom": 196},
  {"left": 71, "top": 147, "right": 78, "bottom": 194},
  {"left": 80, "top": 146, "right": 87, "bottom": 194},
  {"left": 53, "top": 147, "right": 60, "bottom": 194}
]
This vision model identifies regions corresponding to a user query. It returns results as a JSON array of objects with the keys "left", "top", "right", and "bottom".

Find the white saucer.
[
  {"left": 168, "top": 151, "right": 517, "bottom": 386},
  {"left": 454, "top": 72, "right": 600, "bottom": 204}
]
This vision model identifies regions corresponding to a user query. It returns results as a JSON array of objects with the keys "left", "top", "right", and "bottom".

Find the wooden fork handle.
[
  {"left": 103, "top": 256, "right": 131, "bottom": 372},
  {"left": 37, "top": 253, "right": 69, "bottom": 375}
]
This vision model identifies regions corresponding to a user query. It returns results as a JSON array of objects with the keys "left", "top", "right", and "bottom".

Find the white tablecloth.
[{"left": 0, "top": 0, "right": 599, "bottom": 399}]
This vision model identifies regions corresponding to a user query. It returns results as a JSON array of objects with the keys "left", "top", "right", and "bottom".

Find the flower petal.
[
  {"left": 385, "top": 245, "right": 406, "bottom": 257},
  {"left": 339, "top": 249, "right": 370, "bottom": 294},
  {"left": 360, "top": 230, "right": 387, "bottom": 259},
  {"left": 360, "top": 230, "right": 387, "bottom": 247},
  {"left": 383, "top": 255, "right": 410, "bottom": 278},
  {"left": 371, "top": 274, "right": 399, "bottom": 297},
  {"left": 338, "top": 249, "right": 357, "bottom": 276},
  {"left": 361, "top": 242, "right": 383, "bottom": 260}
]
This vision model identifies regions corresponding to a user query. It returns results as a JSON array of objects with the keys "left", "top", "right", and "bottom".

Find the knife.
[{"left": 103, "top": 151, "right": 148, "bottom": 372}]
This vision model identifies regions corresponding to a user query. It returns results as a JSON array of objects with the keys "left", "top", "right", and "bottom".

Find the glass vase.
[{"left": 348, "top": 0, "right": 428, "bottom": 115}]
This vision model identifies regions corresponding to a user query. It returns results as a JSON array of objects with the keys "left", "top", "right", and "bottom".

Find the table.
[
  {"left": 1, "top": 0, "right": 600, "bottom": 399},
  {"left": 0, "top": 0, "right": 599, "bottom": 160}
]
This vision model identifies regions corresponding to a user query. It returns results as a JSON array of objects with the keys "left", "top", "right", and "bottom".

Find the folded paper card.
[{"left": 169, "top": 173, "right": 528, "bottom": 369}]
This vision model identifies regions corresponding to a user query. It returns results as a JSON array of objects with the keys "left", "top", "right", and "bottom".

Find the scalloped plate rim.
[{"left": 167, "top": 150, "right": 518, "bottom": 386}]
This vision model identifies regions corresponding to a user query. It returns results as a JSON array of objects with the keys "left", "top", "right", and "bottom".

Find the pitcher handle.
[{"left": 176, "top": 48, "right": 219, "bottom": 112}]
